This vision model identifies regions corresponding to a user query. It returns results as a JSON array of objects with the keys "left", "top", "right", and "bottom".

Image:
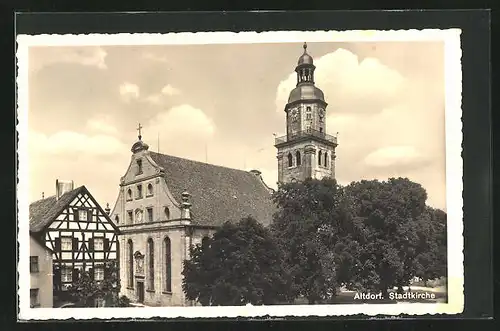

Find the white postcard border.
[{"left": 17, "top": 29, "right": 463, "bottom": 320}]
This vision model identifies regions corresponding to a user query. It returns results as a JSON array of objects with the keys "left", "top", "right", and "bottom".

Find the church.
[{"left": 110, "top": 42, "right": 338, "bottom": 307}]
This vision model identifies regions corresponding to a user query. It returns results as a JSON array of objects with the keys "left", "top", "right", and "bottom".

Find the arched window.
[
  {"left": 127, "top": 239, "right": 133, "bottom": 288},
  {"left": 127, "top": 189, "right": 132, "bottom": 201},
  {"left": 147, "top": 183, "right": 154, "bottom": 196},
  {"left": 164, "top": 207, "right": 170, "bottom": 220},
  {"left": 296, "top": 151, "right": 301, "bottom": 166},
  {"left": 324, "top": 152, "right": 328, "bottom": 167},
  {"left": 318, "top": 150, "right": 322, "bottom": 166},
  {"left": 287, "top": 153, "right": 293, "bottom": 167},
  {"left": 147, "top": 238, "right": 154, "bottom": 290},
  {"left": 164, "top": 237, "right": 172, "bottom": 292},
  {"left": 114, "top": 215, "right": 119, "bottom": 225}
]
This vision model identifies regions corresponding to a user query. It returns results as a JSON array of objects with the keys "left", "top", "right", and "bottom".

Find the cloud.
[
  {"left": 161, "top": 84, "right": 181, "bottom": 96},
  {"left": 86, "top": 115, "right": 119, "bottom": 135},
  {"left": 144, "top": 84, "right": 182, "bottom": 105},
  {"left": 275, "top": 48, "right": 405, "bottom": 115},
  {"left": 29, "top": 130, "right": 127, "bottom": 156},
  {"left": 119, "top": 82, "right": 140, "bottom": 102},
  {"left": 141, "top": 52, "right": 169, "bottom": 63},
  {"left": 364, "top": 146, "right": 430, "bottom": 169},
  {"left": 146, "top": 104, "right": 215, "bottom": 138},
  {"left": 29, "top": 46, "right": 108, "bottom": 72}
]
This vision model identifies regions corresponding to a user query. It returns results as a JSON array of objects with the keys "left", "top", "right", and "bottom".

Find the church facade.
[
  {"left": 110, "top": 133, "right": 275, "bottom": 306},
  {"left": 275, "top": 43, "right": 338, "bottom": 183}
]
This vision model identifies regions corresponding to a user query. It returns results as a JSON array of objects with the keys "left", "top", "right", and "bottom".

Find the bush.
[{"left": 118, "top": 295, "right": 131, "bottom": 307}]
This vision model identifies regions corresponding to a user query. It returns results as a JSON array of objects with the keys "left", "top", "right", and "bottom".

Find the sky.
[{"left": 26, "top": 40, "right": 447, "bottom": 211}]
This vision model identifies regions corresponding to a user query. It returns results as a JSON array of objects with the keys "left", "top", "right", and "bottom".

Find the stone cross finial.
[{"left": 137, "top": 123, "right": 143, "bottom": 140}]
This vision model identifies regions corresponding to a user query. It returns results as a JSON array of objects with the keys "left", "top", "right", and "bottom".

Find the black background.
[{"left": 1, "top": 6, "right": 495, "bottom": 331}]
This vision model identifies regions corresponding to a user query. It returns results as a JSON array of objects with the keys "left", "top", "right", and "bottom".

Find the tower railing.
[{"left": 274, "top": 129, "right": 337, "bottom": 145}]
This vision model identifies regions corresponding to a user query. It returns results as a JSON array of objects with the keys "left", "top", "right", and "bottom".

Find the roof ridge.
[
  {"left": 149, "top": 151, "right": 256, "bottom": 175},
  {"left": 29, "top": 185, "right": 85, "bottom": 206}
]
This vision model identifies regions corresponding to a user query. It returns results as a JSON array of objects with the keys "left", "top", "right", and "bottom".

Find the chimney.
[
  {"left": 105, "top": 203, "right": 111, "bottom": 215},
  {"left": 56, "top": 179, "right": 74, "bottom": 200}
]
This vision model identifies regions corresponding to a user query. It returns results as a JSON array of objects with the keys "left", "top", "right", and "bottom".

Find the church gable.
[{"left": 120, "top": 150, "right": 160, "bottom": 185}]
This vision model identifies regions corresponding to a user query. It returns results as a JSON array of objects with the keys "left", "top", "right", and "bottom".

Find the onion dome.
[{"left": 297, "top": 42, "right": 314, "bottom": 65}]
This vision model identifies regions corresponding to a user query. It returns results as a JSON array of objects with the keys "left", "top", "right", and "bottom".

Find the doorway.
[{"left": 136, "top": 281, "right": 145, "bottom": 303}]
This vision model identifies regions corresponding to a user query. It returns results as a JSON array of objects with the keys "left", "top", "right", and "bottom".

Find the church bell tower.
[{"left": 275, "top": 42, "right": 338, "bottom": 183}]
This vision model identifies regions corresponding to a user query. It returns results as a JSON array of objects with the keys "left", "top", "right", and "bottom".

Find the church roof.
[
  {"left": 29, "top": 186, "right": 85, "bottom": 233},
  {"left": 148, "top": 152, "right": 276, "bottom": 227}
]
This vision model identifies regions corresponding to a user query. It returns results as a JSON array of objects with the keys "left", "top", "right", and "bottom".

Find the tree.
[
  {"left": 67, "top": 261, "right": 121, "bottom": 307},
  {"left": 270, "top": 177, "right": 349, "bottom": 303},
  {"left": 412, "top": 206, "right": 447, "bottom": 285},
  {"left": 340, "top": 177, "right": 435, "bottom": 297},
  {"left": 182, "top": 217, "right": 292, "bottom": 306}
]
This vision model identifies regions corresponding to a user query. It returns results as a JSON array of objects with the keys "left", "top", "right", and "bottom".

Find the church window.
[
  {"left": 136, "top": 185, "right": 143, "bottom": 199},
  {"left": 127, "top": 239, "right": 134, "bottom": 288},
  {"left": 61, "top": 268, "right": 72, "bottom": 282},
  {"left": 318, "top": 151, "right": 322, "bottom": 166},
  {"left": 136, "top": 159, "right": 143, "bottom": 175},
  {"left": 147, "top": 238, "right": 155, "bottom": 290},
  {"left": 61, "top": 237, "right": 73, "bottom": 251},
  {"left": 147, "top": 183, "right": 154, "bottom": 196},
  {"left": 296, "top": 151, "right": 301, "bottom": 166},
  {"left": 319, "top": 127, "right": 323, "bottom": 133},
  {"left": 306, "top": 113, "right": 312, "bottom": 120},
  {"left": 30, "top": 256, "right": 39, "bottom": 273},
  {"left": 287, "top": 153, "right": 293, "bottom": 167},
  {"left": 164, "top": 237, "right": 172, "bottom": 292},
  {"left": 78, "top": 209, "right": 88, "bottom": 221},
  {"left": 147, "top": 208, "right": 153, "bottom": 222},
  {"left": 114, "top": 215, "right": 119, "bottom": 224},
  {"left": 94, "top": 267, "right": 104, "bottom": 281},
  {"left": 127, "top": 189, "right": 132, "bottom": 201},
  {"left": 127, "top": 211, "right": 133, "bottom": 224},
  {"left": 164, "top": 207, "right": 170, "bottom": 220},
  {"left": 324, "top": 152, "right": 328, "bottom": 167},
  {"left": 94, "top": 238, "right": 104, "bottom": 251}
]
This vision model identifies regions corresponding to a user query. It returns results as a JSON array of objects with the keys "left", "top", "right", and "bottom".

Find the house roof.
[
  {"left": 148, "top": 152, "right": 276, "bottom": 227},
  {"left": 29, "top": 186, "right": 84, "bottom": 233}
]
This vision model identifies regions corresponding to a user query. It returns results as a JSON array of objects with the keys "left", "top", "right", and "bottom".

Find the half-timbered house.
[{"left": 29, "top": 180, "right": 120, "bottom": 304}]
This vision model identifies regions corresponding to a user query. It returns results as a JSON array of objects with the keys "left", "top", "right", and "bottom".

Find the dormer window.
[
  {"left": 136, "top": 159, "right": 143, "bottom": 175},
  {"left": 136, "top": 185, "right": 143, "bottom": 199}
]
